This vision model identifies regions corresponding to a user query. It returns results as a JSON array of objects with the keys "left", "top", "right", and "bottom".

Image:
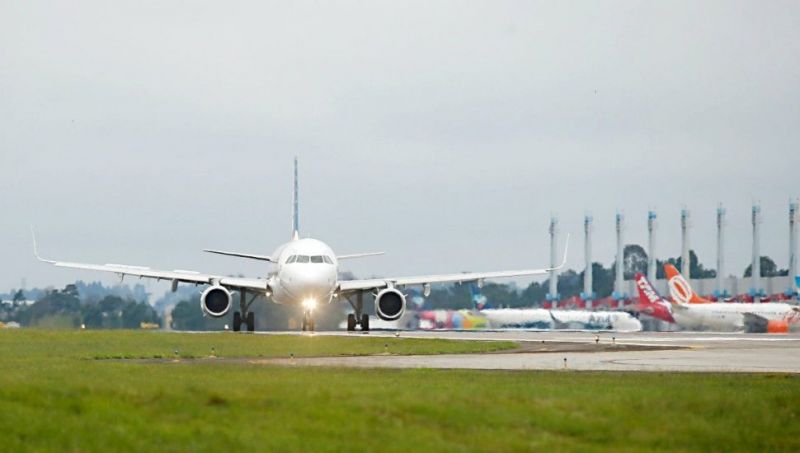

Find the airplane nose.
[{"left": 281, "top": 266, "right": 336, "bottom": 299}]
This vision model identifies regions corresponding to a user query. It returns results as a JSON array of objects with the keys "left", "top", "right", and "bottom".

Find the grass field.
[{"left": 0, "top": 330, "right": 798, "bottom": 451}]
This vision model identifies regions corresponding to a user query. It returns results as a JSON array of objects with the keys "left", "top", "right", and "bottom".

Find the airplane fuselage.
[
  {"left": 672, "top": 303, "right": 798, "bottom": 331},
  {"left": 269, "top": 238, "right": 339, "bottom": 307}
]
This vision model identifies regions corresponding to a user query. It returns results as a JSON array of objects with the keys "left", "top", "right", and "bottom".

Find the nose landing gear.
[{"left": 301, "top": 310, "right": 316, "bottom": 332}]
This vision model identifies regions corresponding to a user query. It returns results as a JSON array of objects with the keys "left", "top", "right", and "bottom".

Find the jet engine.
[
  {"left": 766, "top": 320, "right": 789, "bottom": 334},
  {"left": 201, "top": 286, "right": 232, "bottom": 317},
  {"left": 375, "top": 288, "right": 406, "bottom": 321},
  {"left": 744, "top": 313, "right": 789, "bottom": 334}
]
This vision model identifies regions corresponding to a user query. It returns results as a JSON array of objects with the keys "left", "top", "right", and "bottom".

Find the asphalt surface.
[{"left": 258, "top": 330, "right": 800, "bottom": 373}]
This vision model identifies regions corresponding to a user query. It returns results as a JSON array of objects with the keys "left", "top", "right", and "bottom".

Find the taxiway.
[{"left": 257, "top": 330, "right": 800, "bottom": 373}]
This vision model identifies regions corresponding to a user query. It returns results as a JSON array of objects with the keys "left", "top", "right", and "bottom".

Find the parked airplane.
[
  {"left": 633, "top": 273, "right": 675, "bottom": 324},
  {"left": 477, "top": 308, "right": 640, "bottom": 331},
  {"left": 657, "top": 265, "right": 800, "bottom": 332},
  {"left": 33, "top": 158, "right": 568, "bottom": 332}
]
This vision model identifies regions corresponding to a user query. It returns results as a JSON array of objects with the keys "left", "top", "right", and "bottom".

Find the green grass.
[
  {"left": 0, "top": 330, "right": 798, "bottom": 451},
  {"left": 0, "top": 329, "right": 515, "bottom": 360}
]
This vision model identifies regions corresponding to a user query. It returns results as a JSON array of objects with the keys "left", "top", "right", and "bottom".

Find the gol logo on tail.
[{"left": 668, "top": 273, "right": 693, "bottom": 304}]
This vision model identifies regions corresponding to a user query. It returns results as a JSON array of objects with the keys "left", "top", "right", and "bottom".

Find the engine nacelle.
[
  {"left": 767, "top": 320, "right": 789, "bottom": 334},
  {"left": 375, "top": 288, "right": 406, "bottom": 321},
  {"left": 201, "top": 286, "right": 232, "bottom": 318}
]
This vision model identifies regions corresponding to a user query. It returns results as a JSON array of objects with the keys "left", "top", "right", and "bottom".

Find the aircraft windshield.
[{"left": 288, "top": 255, "right": 334, "bottom": 264}]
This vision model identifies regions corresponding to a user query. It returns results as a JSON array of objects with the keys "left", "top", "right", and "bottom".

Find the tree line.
[{"left": 1, "top": 284, "right": 160, "bottom": 329}]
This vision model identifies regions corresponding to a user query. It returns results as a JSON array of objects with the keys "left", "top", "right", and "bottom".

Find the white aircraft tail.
[{"left": 292, "top": 157, "right": 300, "bottom": 241}]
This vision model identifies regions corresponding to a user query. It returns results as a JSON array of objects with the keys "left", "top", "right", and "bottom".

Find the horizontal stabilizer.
[{"left": 203, "top": 249, "right": 273, "bottom": 262}]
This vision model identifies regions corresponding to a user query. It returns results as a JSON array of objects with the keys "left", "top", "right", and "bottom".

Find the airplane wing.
[
  {"left": 33, "top": 232, "right": 270, "bottom": 293},
  {"left": 742, "top": 312, "right": 770, "bottom": 333},
  {"left": 338, "top": 235, "right": 568, "bottom": 293},
  {"left": 203, "top": 249, "right": 273, "bottom": 262},
  {"left": 337, "top": 252, "right": 385, "bottom": 260}
]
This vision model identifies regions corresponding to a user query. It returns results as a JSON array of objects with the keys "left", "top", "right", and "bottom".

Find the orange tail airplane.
[{"left": 664, "top": 264, "right": 711, "bottom": 304}]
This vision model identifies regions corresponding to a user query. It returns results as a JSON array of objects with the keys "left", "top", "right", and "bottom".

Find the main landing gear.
[
  {"left": 345, "top": 292, "right": 370, "bottom": 332},
  {"left": 233, "top": 289, "right": 257, "bottom": 332}
]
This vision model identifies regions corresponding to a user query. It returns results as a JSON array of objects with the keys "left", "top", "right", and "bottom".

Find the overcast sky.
[{"left": 1, "top": 1, "right": 799, "bottom": 293}]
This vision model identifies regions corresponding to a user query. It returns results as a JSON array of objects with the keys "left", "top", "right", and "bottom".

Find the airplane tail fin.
[
  {"left": 470, "top": 283, "right": 488, "bottom": 310},
  {"left": 633, "top": 272, "right": 676, "bottom": 323},
  {"left": 664, "top": 264, "right": 710, "bottom": 304},
  {"left": 634, "top": 273, "right": 664, "bottom": 306},
  {"left": 291, "top": 157, "right": 299, "bottom": 241}
]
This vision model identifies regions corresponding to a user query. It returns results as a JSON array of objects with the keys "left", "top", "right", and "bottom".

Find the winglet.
[
  {"left": 549, "top": 233, "right": 570, "bottom": 271},
  {"left": 31, "top": 226, "right": 55, "bottom": 264}
]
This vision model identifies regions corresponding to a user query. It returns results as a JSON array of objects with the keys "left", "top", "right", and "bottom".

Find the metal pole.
[
  {"left": 548, "top": 216, "right": 559, "bottom": 302},
  {"left": 583, "top": 214, "right": 593, "bottom": 307},
  {"left": 681, "top": 208, "right": 691, "bottom": 278},
  {"left": 789, "top": 200, "right": 798, "bottom": 295},
  {"left": 615, "top": 212, "right": 625, "bottom": 305},
  {"left": 752, "top": 203, "right": 762, "bottom": 302},
  {"left": 716, "top": 204, "right": 726, "bottom": 297},
  {"left": 647, "top": 210, "right": 657, "bottom": 283}
]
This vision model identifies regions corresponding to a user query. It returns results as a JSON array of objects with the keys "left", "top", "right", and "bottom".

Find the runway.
[{"left": 259, "top": 330, "right": 800, "bottom": 373}]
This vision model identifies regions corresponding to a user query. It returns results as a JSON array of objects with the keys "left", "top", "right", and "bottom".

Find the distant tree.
[
  {"left": 520, "top": 281, "right": 547, "bottom": 306},
  {"left": 481, "top": 283, "right": 520, "bottom": 308},
  {"left": 13, "top": 290, "right": 24, "bottom": 303},
  {"left": 170, "top": 299, "right": 209, "bottom": 331},
  {"left": 121, "top": 300, "right": 160, "bottom": 328},
  {"left": 81, "top": 295, "right": 160, "bottom": 329},
  {"left": 425, "top": 284, "right": 472, "bottom": 310},
  {"left": 170, "top": 297, "right": 227, "bottom": 331},
  {"left": 556, "top": 269, "right": 582, "bottom": 298},
  {"left": 623, "top": 244, "right": 648, "bottom": 279},
  {"left": 590, "top": 262, "right": 614, "bottom": 298},
  {"left": 63, "top": 284, "right": 79, "bottom": 299},
  {"left": 656, "top": 250, "right": 715, "bottom": 279},
  {"left": 20, "top": 285, "right": 81, "bottom": 327},
  {"left": 82, "top": 296, "right": 120, "bottom": 328},
  {"left": 743, "top": 256, "right": 788, "bottom": 278}
]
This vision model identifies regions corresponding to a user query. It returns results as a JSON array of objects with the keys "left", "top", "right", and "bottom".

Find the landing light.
[{"left": 302, "top": 298, "right": 317, "bottom": 311}]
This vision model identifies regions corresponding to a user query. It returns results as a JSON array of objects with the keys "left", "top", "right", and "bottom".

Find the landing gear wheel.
[
  {"left": 347, "top": 314, "right": 357, "bottom": 331},
  {"left": 301, "top": 310, "right": 315, "bottom": 332},
  {"left": 361, "top": 314, "right": 370, "bottom": 331},
  {"left": 233, "top": 312, "right": 242, "bottom": 332},
  {"left": 247, "top": 312, "right": 255, "bottom": 332}
]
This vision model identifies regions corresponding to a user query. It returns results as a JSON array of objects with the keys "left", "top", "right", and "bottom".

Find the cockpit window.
[
  {"left": 310, "top": 255, "right": 324, "bottom": 264},
  {"left": 296, "top": 255, "right": 310, "bottom": 263},
  {"left": 323, "top": 256, "right": 333, "bottom": 264},
  {"left": 286, "top": 255, "right": 297, "bottom": 263}
]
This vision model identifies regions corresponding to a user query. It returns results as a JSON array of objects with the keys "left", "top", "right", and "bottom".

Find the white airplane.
[
  {"left": 33, "top": 158, "right": 568, "bottom": 332},
  {"left": 664, "top": 264, "right": 800, "bottom": 333},
  {"left": 479, "top": 308, "right": 641, "bottom": 332}
]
